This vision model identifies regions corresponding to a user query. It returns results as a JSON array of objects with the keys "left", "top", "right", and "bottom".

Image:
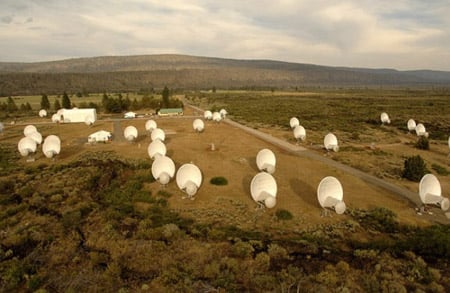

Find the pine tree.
[
  {"left": 40, "top": 94, "right": 50, "bottom": 110},
  {"left": 54, "top": 99, "right": 61, "bottom": 110},
  {"left": 6, "top": 97, "right": 18, "bottom": 112},
  {"left": 62, "top": 92, "right": 71, "bottom": 109},
  {"left": 162, "top": 86, "right": 170, "bottom": 108}
]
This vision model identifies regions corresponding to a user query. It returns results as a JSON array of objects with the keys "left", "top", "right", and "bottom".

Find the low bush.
[
  {"left": 275, "top": 209, "right": 293, "bottom": 220},
  {"left": 210, "top": 176, "right": 228, "bottom": 185},
  {"left": 415, "top": 136, "right": 429, "bottom": 150},
  {"left": 402, "top": 155, "right": 427, "bottom": 182}
]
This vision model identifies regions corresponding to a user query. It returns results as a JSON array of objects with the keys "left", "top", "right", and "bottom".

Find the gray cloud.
[{"left": 1, "top": 15, "right": 13, "bottom": 24}]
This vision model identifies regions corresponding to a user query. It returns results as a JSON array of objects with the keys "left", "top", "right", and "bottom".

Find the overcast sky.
[{"left": 1, "top": 0, "right": 449, "bottom": 70}]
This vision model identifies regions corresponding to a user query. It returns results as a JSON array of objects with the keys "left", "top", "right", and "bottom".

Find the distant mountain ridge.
[{"left": 1, "top": 54, "right": 449, "bottom": 95}]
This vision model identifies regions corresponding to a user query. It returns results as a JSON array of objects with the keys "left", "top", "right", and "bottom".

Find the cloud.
[{"left": 1, "top": 15, "right": 13, "bottom": 24}]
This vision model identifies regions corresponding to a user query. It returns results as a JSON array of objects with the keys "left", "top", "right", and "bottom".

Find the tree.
[
  {"left": 162, "top": 86, "right": 170, "bottom": 108},
  {"left": 62, "top": 92, "right": 71, "bottom": 109},
  {"left": 6, "top": 97, "right": 18, "bottom": 112},
  {"left": 54, "top": 99, "right": 61, "bottom": 110},
  {"left": 40, "top": 94, "right": 50, "bottom": 110}
]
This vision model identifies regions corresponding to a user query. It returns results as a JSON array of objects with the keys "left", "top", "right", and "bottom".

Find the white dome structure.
[
  {"left": 145, "top": 120, "right": 157, "bottom": 133},
  {"left": 219, "top": 108, "right": 228, "bottom": 118},
  {"left": 124, "top": 126, "right": 138, "bottom": 142},
  {"left": 324, "top": 133, "right": 339, "bottom": 152},
  {"left": 42, "top": 135, "right": 61, "bottom": 158},
  {"left": 415, "top": 123, "right": 428, "bottom": 137},
  {"left": 151, "top": 128, "right": 165, "bottom": 142},
  {"left": 212, "top": 112, "right": 222, "bottom": 122},
  {"left": 23, "top": 125, "right": 37, "bottom": 137},
  {"left": 27, "top": 131, "right": 43, "bottom": 145},
  {"left": 176, "top": 163, "right": 202, "bottom": 198},
  {"left": 293, "top": 125, "right": 306, "bottom": 142},
  {"left": 18, "top": 137, "right": 37, "bottom": 157},
  {"left": 407, "top": 119, "right": 416, "bottom": 132},
  {"left": 419, "top": 174, "right": 449, "bottom": 211},
  {"left": 256, "top": 148, "right": 276, "bottom": 174},
  {"left": 290, "top": 117, "right": 300, "bottom": 129},
  {"left": 39, "top": 109, "right": 47, "bottom": 118},
  {"left": 193, "top": 119, "right": 205, "bottom": 132},
  {"left": 317, "top": 176, "right": 346, "bottom": 215},
  {"left": 380, "top": 112, "right": 391, "bottom": 124},
  {"left": 204, "top": 110, "right": 213, "bottom": 120},
  {"left": 151, "top": 156, "right": 176, "bottom": 185},
  {"left": 147, "top": 140, "right": 167, "bottom": 160},
  {"left": 250, "top": 172, "right": 277, "bottom": 208},
  {"left": 52, "top": 114, "right": 61, "bottom": 123},
  {"left": 84, "top": 115, "right": 95, "bottom": 126}
]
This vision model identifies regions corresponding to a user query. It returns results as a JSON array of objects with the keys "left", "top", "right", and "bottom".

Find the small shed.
[
  {"left": 88, "top": 130, "right": 112, "bottom": 143},
  {"left": 158, "top": 108, "right": 183, "bottom": 117},
  {"left": 124, "top": 112, "right": 136, "bottom": 119}
]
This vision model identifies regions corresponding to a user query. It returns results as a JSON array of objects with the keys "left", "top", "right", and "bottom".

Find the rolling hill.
[{"left": 1, "top": 54, "right": 449, "bottom": 95}]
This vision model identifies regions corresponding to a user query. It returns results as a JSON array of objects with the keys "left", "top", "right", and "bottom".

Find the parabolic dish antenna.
[
  {"left": 290, "top": 117, "right": 300, "bottom": 129},
  {"left": 151, "top": 128, "right": 165, "bottom": 142},
  {"left": 28, "top": 131, "right": 43, "bottom": 145},
  {"left": 0, "top": 122, "right": 4, "bottom": 133},
  {"left": 419, "top": 174, "right": 449, "bottom": 211},
  {"left": 42, "top": 135, "right": 61, "bottom": 158},
  {"left": 448, "top": 136, "right": 450, "bottom": 150},
  {"left": 219, "top": 109, "right": 227, "bottom": 118},
  {"left": 39, "top": 109, "right": 47, "bottom": 118},
  {"left": 212, "top": 112, "right": 222, "bottom": 122},
  {"left": 23, "top": 125, "right": 37, "bottom": 137},
  {"left": 84, "top": 115, "right": 95, "bottom": 126},
  {"left": 124, "top": 126, "right": 138, "bottom": 142},
  {"left": 324, "top": 133, "right": 339, "bottom": 152},
  {"left": 317, "top": 176, "right": 346, "bottom": 214},
  {"left": 151, "top": 155, "right": 175, "bottom": 185},
  {"left": 193, "top": 119, "right": 205, "bottom": 132},
  {"left": 380, "top": 112, "right": 391, "bottom": 124},
  {"left": 407, "top": 119, "right": 416, "bottom": 131},
  {"left": 176, "top": 163, "right": 202, "bottom": 198},
  {"left": 145, "top": 120, "right": 157, "bottom": 132},
  {"left": 293, "top": 125, "right": 306, "bottom": 141},
  {"left": 415, "top": 123, "right": 428, "bottom": 137},
  {"left": 51, "top": 114, "right": 61, "bottom": 123},
  {"left": 147, "top": 140, "right": 167, "bottom": 160},
  {"left": 204, "top": 110, "right": 213, "bottom": 120},
  {"left": 250, "top": 172, "right": 277, "bottom": 208},
  {"left": 256, "top": 148, "right": 276, "bottom": 174},
  {"left": 18, "top": 137, "right": 37, "bottom": 157}
]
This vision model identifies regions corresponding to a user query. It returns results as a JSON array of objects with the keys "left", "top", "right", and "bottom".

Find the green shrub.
[
  {"left": 415, "top": 136, "right": 429, "bottom": 150},
  {"left": 210, "top": 176, "right": 228, "bottom": 185},
  {"left": 431, "top": 163, "right": 449, "bottom": 176},
  {"left": 402, "top": 155, "right": 427, "bottom": 182},
  {"left": 275, "top": 209, "right": 293, "bottom": 220}
]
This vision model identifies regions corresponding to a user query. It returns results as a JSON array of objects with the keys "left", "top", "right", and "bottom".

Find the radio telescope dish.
[
  {"left": 176, "top": 163, "right": 202, "bottom": 198},
  {"left": 0, "top": 122, "right": 4, "bottom": 133},
  {"left": 147, "top": 140, "right": 167, "bottom": 160},
  {"left": 212, "top": 112, "right": 222, "bottom": 122},
  {"left": 419, "top": 174, "right": 449, "bottom": 211},
  {"left": 256, "top": 148, "right": 276, "bottom": 174},
  {"left": 39, "top": 109, "right": 47, "bottom": 117},
  {"left": 415, "top": 123, "right": 428, "bottom": 137},
  {"left": 293, "top": 125, "right": 306, "bottom": 142},
  {"left": 84, "top": 115, "right": 95, "bottom": 126},
  {"left": 18, "top": 137, "right": 37, "bottom": 157},
  {"left": 28, "top": 131, "right": 43, "bottom": 145},
  {"left": 124, "top": 126, "right": 138, "bottom": 142},
  {"left": 407, "top": 119, "right": 416, "bottom": 131},
  {"left": 151, "top": 128, "right": 165, "bottom": 142},
  {"left": 23, "top": 125, "right": 37, "bottom": 137},
  {"left": 145, "top": 120, "right": 157, "bottom": 133},
  {"left": 193, "top": 119, "right": 205, "bottom": 132},
  {"left": 151, "top": 156, "right": 175, "bottom": 185},
  {"left": 324, "top": 133, "right": 339, "bottom": 152},
  {"left": 448, "top": 136, "right": 450, "bottom": 150},
  {"left": 290, "top": 117, "right": 300, "bottom": 129},
  {"left": 42, "top": 135, "right": 61, "bottom": 158},
  {"left": 250, "top": 172, "right": 277, "bottom": 208},
  {"left": 204, "top": 110, "right": 213, "bottom": 120},
  {"left": 380, "top": 112, "right": 391, "bottom": 124},
  {"left": 51, "top": 114, "right": 61, "bottom": 123},
  {"left": 317, "top": 176, "right": 346, "bottom": 214},
  {"left": 219, "top": 109, "right": 228, "bottom": 118}
]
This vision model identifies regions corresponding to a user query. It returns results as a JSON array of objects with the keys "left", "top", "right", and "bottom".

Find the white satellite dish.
[
  {"left": 0, "top": 122, "right": 4, "bottom": 133},
  {"left": 250, "top": 172, "right": 277, "bottom": 208},
  {"left": 324, "top": 133, "right": 339, "bottom": 152},
  {"left": 212, "top": 112, "right": 222, "bottom": 122},
  {"left": 415, "top": 123, "right": 428, "bottom": 137},
  {"left": 204, "top": 110, "right": 213, "bottom": 120},
  {"left": 39, "top": 109, "right": 47, "bottom": 117},
  {"left": 407, "top": 119, "right": 416, "bottom": 132},
  {"left": 147, "top": 140, "right": 167, "bottom": 160},
  {"left": 317, "top": 176, "right": 346, "bottom": 214},
  {"left": 193, "top": 119, "right": 205, "bottom": 132},
  {"left": 219, "top": 109, "right": 228, "bottom": 118},
  {"left": 151, "top": 155, "right": 175, "bottom": 185},
  {"left": 42, "top": 135, "right": 61, "bottom": 158},
  {"left": 84, "top": 115, "right": 95, "bottom": 126},
  {"left": 27, "top": 131, "right": 43, "bottom": 145},
  {"left": 256, "top": 148, "right": 276, "bottom": 174},
  {"left": 145, "top": 120, "right": 157, "bottom": 133},
  {"left": 293, "top": 125, "right": 306, "bottom": 142},
  {"left": 380, "top": 112, "right": 391, "bottom": 124},
  {"left": 18, "top": 137, "right": 37, "bottom": 157},
  {"left": 176, "top": 163, "right": 202, "bottom": 198},
  {"left": 23, "top": 125, "right": 37, "bottom": 137},
  {"left": 51, "top": 114, "right": 61, "bottom": 123},
  {"left": 151, "top": 128, "right": 165, "bottom": 142},
  {"left": 290, "top": 117, "right": 300, "bottom": 129},
  {"left": 419, "top": 174, "right": 449, "bottom": 211},
  {"left": 448, "top": 136, "right": 450, "bottom": 151},
  {"left": 124, "top": 126, "right": 138, "bottom": 142}
]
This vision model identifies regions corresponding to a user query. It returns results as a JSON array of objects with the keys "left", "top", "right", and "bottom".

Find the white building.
[
  {"left": 56, "top": 108, "right": 97, "bottom": 123},
  {"left": 88, "top": 130, "right": 112, "bottom": 143},
  {"left": 124, "top": 112, "right": 136, "bottom": 119}
]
